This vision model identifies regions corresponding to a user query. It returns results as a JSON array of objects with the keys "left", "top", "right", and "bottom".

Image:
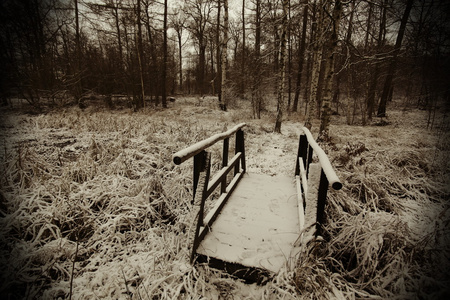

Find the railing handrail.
[
  {"left": 173, "top": 124, "right": 246, "bottom": 263},
  {"left": 173, "top": 123, "right": 247, "bottom": 165},
  {"left": 301, "top": 127, "right": 342, "bottom": 190}
]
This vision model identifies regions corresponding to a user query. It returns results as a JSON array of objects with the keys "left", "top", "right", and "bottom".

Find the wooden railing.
[
  {"left": 295, "top": 127, "right": 342, "bottom": 237},
  {"left": 172, "top": 123, "right": 246, "bottom": 263}
]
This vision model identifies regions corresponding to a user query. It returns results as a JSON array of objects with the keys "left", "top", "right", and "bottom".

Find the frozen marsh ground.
[{"left": 0, "top": 97, "right": 449, "bottom": 299}]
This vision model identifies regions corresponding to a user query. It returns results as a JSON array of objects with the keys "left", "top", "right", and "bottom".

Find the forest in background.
[{"left": 1, "top": 0, "right": 449, "bottom": 132}]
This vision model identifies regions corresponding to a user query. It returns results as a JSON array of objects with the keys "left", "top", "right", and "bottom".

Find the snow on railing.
[
  {"left": 172, "top": 123, "right": 247, "bottom": 263},
  {"left": 295, "top": 126, "right": 342, "bottom": 238},
  {"left": 172, "top": 123, "right": 246, "bottom": 165},
  {"left": 301, "top": 127, "right": 342, "bottom": 190}
]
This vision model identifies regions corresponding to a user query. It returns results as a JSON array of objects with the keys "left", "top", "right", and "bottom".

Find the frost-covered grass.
[
  {"left": 302, "top": 108, "right": 450, "bottom": 299},
  {"left": 0, "top": 98, "right": 449, "bottom": 299}
]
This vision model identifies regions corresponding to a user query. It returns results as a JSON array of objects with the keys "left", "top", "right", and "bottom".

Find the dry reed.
[{"left": 0, "top": 100, "right": 448, "bottom": 299}]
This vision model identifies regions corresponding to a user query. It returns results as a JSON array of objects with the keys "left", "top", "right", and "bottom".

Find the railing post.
[
  {"left": 315, "top": 168, "right": 329, "bottom": 237},
  {"left": 306, "top": 144, "right": 313, "bottom": 178},
  {"left": 235, "top": 129, "right": 246, "bottom": 175},
  {"left": 295, "top": 134, "right": 308, "bottom": 176},
  {"left": 221, "top": 138, "right": 229, "bottom": 193},
  {"left": 191, "top": 152, "right": 211, "bottom": 263},
  {"left": 239, "top": 129, "right": 246, "bottom": 173},
  {"left": 193, "top": 150, "right": 206, "bottom": 204}
]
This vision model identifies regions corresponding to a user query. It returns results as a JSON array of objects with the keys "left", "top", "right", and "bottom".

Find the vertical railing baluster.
[
  {"left": 316, "top": 168, "right": 329, "bottom": 237},
  {"left": 221, "top": 138, "right": 229, "bottom": 193},
  {"left": 191, "top": 152, "right": 211, "bottom": 263},
  {"left": 234, "top": 130, "right": 241, "bottom": 175},
  {"left": 295, "top": 134, "right": 308, "bottom": 176},
  {"left": 193, "top": 150, "right": 206, "bottom": 204},
  {"left": 306, "top": 144, "right": 313, "bottom": 178},
  {"left": 237, "top": 129, "right": 246, "bottom": 173},
  {"left": 295, "top": 127, "right": 342, "bottom": 238}
]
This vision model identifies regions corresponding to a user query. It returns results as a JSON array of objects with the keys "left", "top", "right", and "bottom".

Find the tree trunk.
[
  {"left": 251, "top": 0, "right": 262, "bottom": 119},
  {"left": 241, "top": 0, "right": 246, "bottom": 98},
  {"left": 199, "top": 42, "right": 206, "bottom": 95},
  {"left": 367, "top": 0, "right": 387, "bottom": 121},
  {"left": 303, "top": 14, "right": 315, "bottom": 117},
  {"left": 346, "top": 66, "right": 353, "bottom": 125},
  {"left": 292, "top": 3, "right": 308, "bottom": 112},
  {"left": 136, "top": 0, "right": 145, "bottom": 109},
  {"left": 344, "top": 0, "right": 355, "bottom": 124},
  {"left": 144, "top": 6, "right": 159, "bottom": 104},
  {"left": 74, "top": 0, "right": 83, "bottom": 102},
  {"left": 319, "top": 0, "right": 342, "bottom": 137},
  {"left": 216, "top": 0, "right": 222, "bottom": 101},
  {"left": 209, "top": 33, "right": 215, "bottom": 77},
  {"left": 113, "top": 2, "right": 123, "bottom": 67},
  {"left": 274, "top": 0, "right": 289, "bottom": 133},
  {"left": 220, "top": 0, "right": 229, "bottom": 111},
  {"left": 377, "top": 0, "right": 414, "bottom": 117},
  {"left": 162, "top": 0, "right": 168, "bottom": 108},
  {"left": 177, "top": 30, "right": 183, "bottom": 92},
  {"left": 287, "top": 0, "right": 292, "bottom": 112},
  {"left": 305, "top": 0, "right": 325, "bottom": 129}
]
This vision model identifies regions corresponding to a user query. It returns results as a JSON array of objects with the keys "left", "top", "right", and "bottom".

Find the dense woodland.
[{"left": 0, "top": 0, "right": 449, "bottom": 130}]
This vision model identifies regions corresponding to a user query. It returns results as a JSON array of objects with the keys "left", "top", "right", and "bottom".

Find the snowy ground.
[{"left": 0, "top": 97, "right": 449, "bottom": 299}]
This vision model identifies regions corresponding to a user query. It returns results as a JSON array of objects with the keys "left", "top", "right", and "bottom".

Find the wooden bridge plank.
[{"left": 196, "top": 173, "right": 300, "bottom": 274}]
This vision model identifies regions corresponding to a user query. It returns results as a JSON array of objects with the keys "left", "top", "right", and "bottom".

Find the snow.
[
  {"left": 173, "top": 122, "right": 246, "bottom": 165},
  {"left": 302, "top": 126, "right": 342, "bottom": 190},
  {"left": 1, "top": 98, "right": 449, "bottom": 299},
  {"left": 196, "top": 173, "right": 300, "bottom": 274}
]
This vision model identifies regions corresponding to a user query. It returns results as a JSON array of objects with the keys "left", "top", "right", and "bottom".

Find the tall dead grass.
[
  {"left": 1, "top": 101, "right": 449, "bottom": 299},
  {"left": 293, "top": 113, "right": 450, "bottom": 299},
  {"left": 0, "top": 106, "right": 228, "bottom": 298}
]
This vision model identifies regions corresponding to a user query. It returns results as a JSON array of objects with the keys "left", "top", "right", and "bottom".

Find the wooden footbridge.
[{"left": 173, "top": 123, "right": 342, "bottom": 283}]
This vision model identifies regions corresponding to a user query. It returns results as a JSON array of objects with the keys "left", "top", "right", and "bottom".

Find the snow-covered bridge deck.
[
  {"left": 172, "top": 123, "right": 342, "bottom": 283},
  {"left": 196, "top": 173, "right": 299, "bottom": 275}
]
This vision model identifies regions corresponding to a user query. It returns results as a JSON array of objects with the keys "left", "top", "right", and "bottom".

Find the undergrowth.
[
  {"left": 0, "top": 100, "right": 449, "bottom": 299},
  {"left": 294, "top": 113, "right": 450, "bottom": 299}
]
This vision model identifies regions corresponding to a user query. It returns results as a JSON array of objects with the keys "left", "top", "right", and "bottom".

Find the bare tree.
[
  {"left": 184, "top": 0, "right": 214, "bottom": 95},
  {"left": 142, "top": 0, "right": 160, "bottom": 104},
  {"left": 162, "top": 0, "right": 168, "bottom": 108},
  {"left": 319, "top": 0, "right": 343, "bottom": 137},
  {"left": 171, "top": 6, "right": 187, "bottom": 92},
  {"left": 251, "top": 0, "right": 263, "bottom": 119},
  {"left": 343, "top": 0, "right": 356, "bottom": 125},
  {"left": 274, "top": 0, "right": 289, "bottom": 133},
  {"left": 367, "top": 0, "right": 388, "bottom": 121},
  {"left": 2, "top": 0, "right": 66, "bottom": 108},
  {"left": 136, "top": 0, "right": 145, "bottom": 109},
  {"left": 377, "top": 0, "right": 414, "bottom": 117},
  {"left": 216, "top": 0, "right": 222, "bottom": 101},
  {"left": 75, "top": 0, "right": 83, "bottom": 104},
  {"left": 292, "top": 2, "right": 308, "bottom": 112},
  {"left": 220, "top": 0, "right": 229, "bottom": 111},
  {"left": 241, "top": 0, "right": 246, "bottom": 97},
  {"left": 1, "top": 0, "right": 440, "bottom": 125},
  {"left": 305, "top": 0, "right": 326, "bottom": 129}
]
